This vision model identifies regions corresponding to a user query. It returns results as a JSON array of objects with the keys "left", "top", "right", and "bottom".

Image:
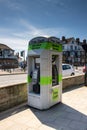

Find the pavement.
[{"left": 0, "top": 85, "right": 87, "bottom": 130}]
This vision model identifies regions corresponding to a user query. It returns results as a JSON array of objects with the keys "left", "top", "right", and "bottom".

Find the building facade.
[
  {"left": 62, "top": 37, "right": 85, "bottom": 66},
  {"left": 0, "top": 43, "right": 18, "bottom": 69}
]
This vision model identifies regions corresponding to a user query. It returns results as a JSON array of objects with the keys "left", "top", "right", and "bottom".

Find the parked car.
[
  {"left": 62, "top": 64, "right": 75, "bottom": 77},
  {"left": 83, "top": 64, "right": 87, "bottom": 73}
]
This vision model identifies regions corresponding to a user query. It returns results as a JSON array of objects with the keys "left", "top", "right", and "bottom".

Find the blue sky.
[{"left": 0, "top": 0, "right": 87, "bottom": 55}]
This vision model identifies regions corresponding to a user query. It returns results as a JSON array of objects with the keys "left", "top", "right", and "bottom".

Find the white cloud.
[
  {"left": 0, "top": 36, "right": 28, "bottom": 58},
  {"left": 0, "top": 37, "right": 28, "bottom": 51},
  {"left": 19, "top": 19, "right": 68, "bottom": 38},
  {"left": 0, "top": 19, "right": 68, "bottom": 57}
]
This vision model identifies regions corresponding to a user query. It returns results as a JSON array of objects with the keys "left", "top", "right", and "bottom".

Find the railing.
[{"left": 0, "top": 55, "right": 17, "bottom": 59}]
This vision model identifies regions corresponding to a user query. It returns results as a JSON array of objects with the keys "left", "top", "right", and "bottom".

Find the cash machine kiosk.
[{"left": 27, "top": 36, "right": 62, "bottom": 110}]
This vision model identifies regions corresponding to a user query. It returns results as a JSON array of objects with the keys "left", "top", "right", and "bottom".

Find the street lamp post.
[{"left": 82, "top": 42, "right": 87, "bottom": 86}]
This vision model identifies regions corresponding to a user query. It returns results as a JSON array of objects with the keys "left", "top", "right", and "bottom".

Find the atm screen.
[{"left": 32, "top": 70, "right": 38, "bottom": 79}]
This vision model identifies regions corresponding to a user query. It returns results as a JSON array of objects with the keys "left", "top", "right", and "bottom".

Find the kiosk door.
[
  {"left": 52, "top": 55, "right": 59, "bottom": 86},
  {"left": 32, "top": 67, "right": 40, "bottom": 94}
]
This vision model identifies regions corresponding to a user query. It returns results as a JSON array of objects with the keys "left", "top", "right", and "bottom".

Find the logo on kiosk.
[{"left": 52, "top": 88, "right": 58, "bottom": 101}]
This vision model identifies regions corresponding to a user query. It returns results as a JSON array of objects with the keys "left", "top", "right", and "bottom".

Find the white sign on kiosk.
[{"left": 27, "top": 36, "right": 62, "bottom": 110}]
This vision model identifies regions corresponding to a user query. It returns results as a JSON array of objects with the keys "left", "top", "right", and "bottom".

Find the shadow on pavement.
[
  {"left": 30, "top": 103, "right": 87, "bottom": 130},
  {"left": 0, "top": 103, "right": 87, "bottom": 130},
  {"left": 0, "top": 103, "right": 27, "bottom": 120},
  {"left": 63, "top": 84, "right": 84, "bottom": 93}
]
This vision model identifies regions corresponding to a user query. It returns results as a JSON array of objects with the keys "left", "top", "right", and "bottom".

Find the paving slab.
[{"left": 0, "top": 85, "right": 87, "bottom": 130}]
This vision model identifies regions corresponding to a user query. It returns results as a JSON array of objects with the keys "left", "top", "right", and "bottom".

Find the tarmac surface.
[
  {"left": 0, "top": 85, "right": 87, "bottom": 130},
  {"left": 0, "top": 74, "right": 27, "bottom": 88}
]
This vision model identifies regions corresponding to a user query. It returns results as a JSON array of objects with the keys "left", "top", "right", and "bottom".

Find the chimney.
[
  {"left": 76, "top": 38, "right": 80, "bottom": 43},
  {"left": 76, "top": 38, "right": 80, "bottom": 45},
  {"left": 62, "top": 36, "right": 66, "bottom": 41},
  {"left": 83, "top": 39, "right": 86, "bottom": 44}
]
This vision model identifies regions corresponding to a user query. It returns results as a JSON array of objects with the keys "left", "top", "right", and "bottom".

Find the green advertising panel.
[
  {"left": 28, "top": 42, "right": 62, "bottom": 52},
  {"left": 52, "top": 88, "right": 59, "bottom": 101}
]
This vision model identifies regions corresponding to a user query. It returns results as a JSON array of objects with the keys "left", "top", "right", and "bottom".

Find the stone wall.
[
  {"left": 0, "top": 74, "right": 85, "bottom": 112},
  {"left": 0, "top": 83, "right": 27, "bottom": 112},
  {"left": 63, "top": 74, "right": 84, "bottom": 89}
]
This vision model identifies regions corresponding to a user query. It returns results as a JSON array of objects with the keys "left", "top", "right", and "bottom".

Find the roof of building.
[
  {"left": 61, "top": 37, "right": 82, "bottom": 45},
  {"left": 0, "top": 43, "right": 14, "bottom": 51},
  {"left": 66, "top": 37, "right": 75, "bottom": 43}
]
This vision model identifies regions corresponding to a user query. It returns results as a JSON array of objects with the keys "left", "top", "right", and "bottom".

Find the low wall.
[
  {"left": 63, "top": 74, "right": 84, "bottom": 89},
  {"left": 0, "top": 74, "right": 85, "bottom": 112},
  {"left": 0, "top": 83, "right": 27, "bottom": 112}
]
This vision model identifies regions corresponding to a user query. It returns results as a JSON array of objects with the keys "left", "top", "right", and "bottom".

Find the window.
[
  {"left": 75, "top": 46, "right": 77, "bottom": 50},
  {"left": 70, "top": 51, "right": 74, "bottom": 56},
  {"left": 0, "top": 49, "right": 2, "bottom": 56},
  {"left": 66, "top": 65, "right": 71, "bottom": 69},
  {"left": 70, "top": 45, "right": 73, "bottom": 50},
  {"left": 72, "top": 41, "right": 74, "bottom": 44},
  {"left": 62, "top": 45, "right": 64, "bottom": 50},
  {"left": 62, "top": 65, "right": 71, "bottom": 70},
  {"left": 78, "top": 51, "right": 81, "bottom": 56}
]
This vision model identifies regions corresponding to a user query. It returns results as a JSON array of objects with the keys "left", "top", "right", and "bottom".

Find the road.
[
  {"left": 0, "top": 68, "right": 84, "bottom": 88},
  {"left": 0, "top": 74, "right": 27, "bottom": 88},
  {"left": 75, "top": 67, "right": 84, "bottom": 75}
]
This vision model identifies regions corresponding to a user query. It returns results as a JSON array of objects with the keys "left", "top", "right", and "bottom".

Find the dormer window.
[
  {"left": 70, "top": 45, "right": 73, "bottom": 50},
  {"left": 72, "top": 41, "right": 74, "bottom": 44}
]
